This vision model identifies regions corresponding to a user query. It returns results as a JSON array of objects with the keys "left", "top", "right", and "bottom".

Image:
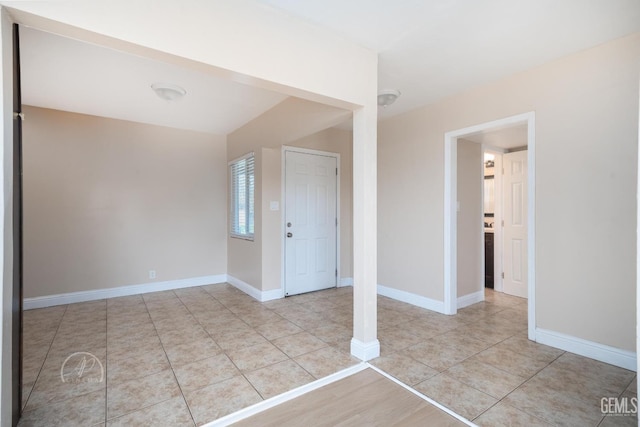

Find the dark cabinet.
[{"left": 485, "top": 232, "right": 494, "bottom": 288}]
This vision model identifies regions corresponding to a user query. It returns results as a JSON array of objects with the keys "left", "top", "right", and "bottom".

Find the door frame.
[
  {"left": 281, "top": 146, "right": 341, "bottom": 296},
  {"left": 444, "top": 112, "right": 536, "bottom": 341},
  {"left": 11, "top": 22, "right": 23, "bottom": 426}
]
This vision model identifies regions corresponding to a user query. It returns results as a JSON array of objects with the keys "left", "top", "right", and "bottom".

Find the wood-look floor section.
[{"left": 233, "top": 369, "right": 467, "bottom": 427}]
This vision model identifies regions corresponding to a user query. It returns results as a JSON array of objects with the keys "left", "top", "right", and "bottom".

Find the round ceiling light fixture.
[
  {"left": 377, "top": 89, "right": 400, "bottom": 107},
  {"left": 151, "top": 83, "right": 186, "bottom": 101}
]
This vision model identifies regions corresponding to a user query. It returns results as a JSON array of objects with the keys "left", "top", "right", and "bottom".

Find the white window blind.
[{"left": 229, "top": 153, "right": 255, "bottom": 240}]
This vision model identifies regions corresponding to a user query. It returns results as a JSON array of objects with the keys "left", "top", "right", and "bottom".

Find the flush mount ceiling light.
[
  {"left": 151, "top": 83, "right": 186, "bottom": 101},
  {"left": 377, "top": 89, "right": 401, "bottom": 107}
]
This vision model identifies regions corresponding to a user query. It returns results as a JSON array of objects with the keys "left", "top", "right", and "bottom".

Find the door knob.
[{"left": 287, "top": 232, "right": 293, "bottom": 238}]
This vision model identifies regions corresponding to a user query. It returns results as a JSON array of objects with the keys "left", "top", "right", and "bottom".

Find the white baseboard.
[
  {"left": 23, "top": 274, "right": 227, "bottom": 310},
  {"left": 339, "top": 277, "right": 353, "bottom": 287},
  {"left": 457, "top": 290, "right": 484, "bottom": 309},
  {"left": 350, "top": 338, "right": 380, "bottom": 361},
  {"left": 377, "top": 284, "right": 445, "bottom": 314},
  {"left": 226, "top": 275, "right": 283, "bottom": 302},
  {"left": 536, "top": 328, "right": 637, "bottom": 371},
  {"left": 261, "top": 288, "right": 285, "bottom": 302}
]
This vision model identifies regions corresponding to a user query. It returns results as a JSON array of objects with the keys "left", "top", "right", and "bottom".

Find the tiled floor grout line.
[
  {"left": 102, "top": 293, "right": 186, "bottom": 425},
  {"left": 375, "top": 295, "right": 558, "bottom": 424},
  {"left": 190, "top": 286, "right": 349, "bottom": 400},
  {"left": 186, "top": 292, "right": 257, "bottom": 417},
  {"left": 104, "top": 300, "right": 109, "bottom": 426},
  {"left": 466, "top": 341, "right": 557, "bottom": 424},
  {"left": 142, "top": 292, "right": 197, "bottom": 426},
  {"left": 175, "top": 288, "right": 321, "bottom": 421},
  {"left": 181, "top": 288, "right": 270, "bottom": 390},
  {"left": 21, "top": 303, "right": 69, "bottom": 413},
  {"left": 143, "top": 291, "right": 199, "bottom": 427},
  {"left": 20, "top": 287, "right": 636, "bottom": 426},
  {"left": 196, "top": 287, "right": 271, "bottom": 410}
]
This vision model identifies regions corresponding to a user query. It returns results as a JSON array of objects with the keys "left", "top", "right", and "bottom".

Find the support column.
[{"left": 350, "top": 105, "right": 379, "bottom": 361}]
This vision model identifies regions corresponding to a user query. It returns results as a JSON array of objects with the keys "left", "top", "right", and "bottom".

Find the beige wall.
[
  {"left": 261, "top": 147, "right": 282, "bottom": 292},
  {"left": 228, "top": 98, "right": 350, "bottom": 154},
  {"left": 457, "top": 139, "right": 483, "bottom": 298},
  {"left": 227, "top": 97, "right": 353, "bottom": 292},
  {"left": 228, "top": 108, "right": 353, "bottom": 292},
  {"left": 378, "top": 107, "right": 445, "bottom": 299},
  {"left": 0, "top": 1, "right": 379, "bottom": 417},
  {"left": 379, "top": 33, "right": 640, "bottom": 351},
  {"left": 23, "top": 106, "right": 227, "bottom": 298}
]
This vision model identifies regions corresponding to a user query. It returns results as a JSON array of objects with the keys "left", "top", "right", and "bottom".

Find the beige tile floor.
[{"left": 19, "top": 285, "right": 637, "bottom": 426}]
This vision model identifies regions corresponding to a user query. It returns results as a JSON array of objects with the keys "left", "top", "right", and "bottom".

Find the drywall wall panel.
[
  {"left": 378, "top": 33, "right": 640, "bottom": 351},
  {"left": 457, "top": 139, "right": 483, "bottom": 298},
  {"left": 23, "top": 106, "right": 227, "bottom": 297}
]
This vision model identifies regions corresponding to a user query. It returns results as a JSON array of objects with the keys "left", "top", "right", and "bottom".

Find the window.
[{"left": 229, "top": 153, "right": 255, "bottom": 240}]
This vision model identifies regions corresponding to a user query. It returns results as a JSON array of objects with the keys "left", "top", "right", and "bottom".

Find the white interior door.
[
  {"left": 285, "top": 151, "right": 337, "bottom": 296},
  {"left": 503, "top": 150, "right": 528, "bottom": 298}
]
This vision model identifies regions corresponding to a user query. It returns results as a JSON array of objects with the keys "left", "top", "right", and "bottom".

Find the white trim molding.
[
  {"left": 637, "top": 78, "right": 640, "bottom": 383},
  {"left": 205, "top": 362, "right": 475, "bottom": 427},
  {"left": 536, "top": 328, "right": 637, "bottom": 371},
  {"left": 377, "top": 284, "right": 445, "bottom": 314},
  {"left": 204, "top": 363, "right": 369, "bottom": 426},
  {"left": 261, "top": 288, "right": 284, "bottom": 302},
  {"left": 457, "top": 290, "right": 484, "bottom": 309},
  {"left": 367, "top": 364, "right": 475, "bottom": 426},
  {"left": 227, "top": 275, "right": 283, "bottom": 302},
  {"left": 443, "top": 112, "right": 536, "bottom": 341},
  {"left": 526, "top": 114, "right": 537, "bottom": 340},
  {"left": 23, "top": 275, "right": 227, "bottom": 310},
  {"left": 350, "top": 338, "right": 380, "bottom": 361}
]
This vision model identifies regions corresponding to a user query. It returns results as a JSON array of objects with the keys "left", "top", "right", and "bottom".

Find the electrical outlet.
[{"left": 149, "top": 270, "right": 156, "bottom": 279}]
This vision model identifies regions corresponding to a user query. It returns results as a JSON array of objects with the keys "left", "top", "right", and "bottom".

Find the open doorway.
[
  {"left": 444, "top": 112, "right": 536, "bottom": 341},
  {"left": 482, "top": 150, "right": 502, "bottom": 292}
]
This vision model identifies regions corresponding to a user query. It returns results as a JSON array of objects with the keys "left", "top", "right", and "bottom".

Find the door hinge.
[
  {"left": 13, "top": 112, "right": 24, "bottom": 120},
  {"left": 335, "top": 218, "right": 338, "bottom": 226},
  {"left": 502, "top": 168, "right": 505, "bottom": 175},
  {"left": 501, "top": 272, "right": 505, "bottom": 279},
  {"left": 336, "top": 168, "right": 338, "bottom": 175},
  {"left": 501, "top": 220, "right": 504, "bottom": 227},
  {"left": 335, "top": 269, "right": 338, "bottom": 277}
]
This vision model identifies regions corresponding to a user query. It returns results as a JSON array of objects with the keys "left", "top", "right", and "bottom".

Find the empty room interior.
[{"left": 0, "top": 1, "right": 639, "bottom": 426}]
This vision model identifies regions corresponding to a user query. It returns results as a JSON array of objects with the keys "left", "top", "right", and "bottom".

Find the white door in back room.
[
  {"left": 284, "top": 150, "right": 338, "bottom": 296},
  {"left": 503, "top": 150, "right": 528, "bottom": 298}
]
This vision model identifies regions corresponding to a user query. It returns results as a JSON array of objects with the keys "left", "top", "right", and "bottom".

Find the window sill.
[{"left": 230, "top": 234, "right": 254, "bottom": 242}]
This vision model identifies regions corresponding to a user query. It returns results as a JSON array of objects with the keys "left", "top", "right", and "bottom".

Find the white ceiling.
[
  {"left": 19, "top": 1, "right": 640, "bottom": 133},
  {"left": 261, "top": 0, "right": 640, "bottom": 120},
  {"left": 462, "top": 124, "right": 528, "bottom": 150},
  {"left": 19, "top": 27, "right": 288, "bottom": 135}
]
